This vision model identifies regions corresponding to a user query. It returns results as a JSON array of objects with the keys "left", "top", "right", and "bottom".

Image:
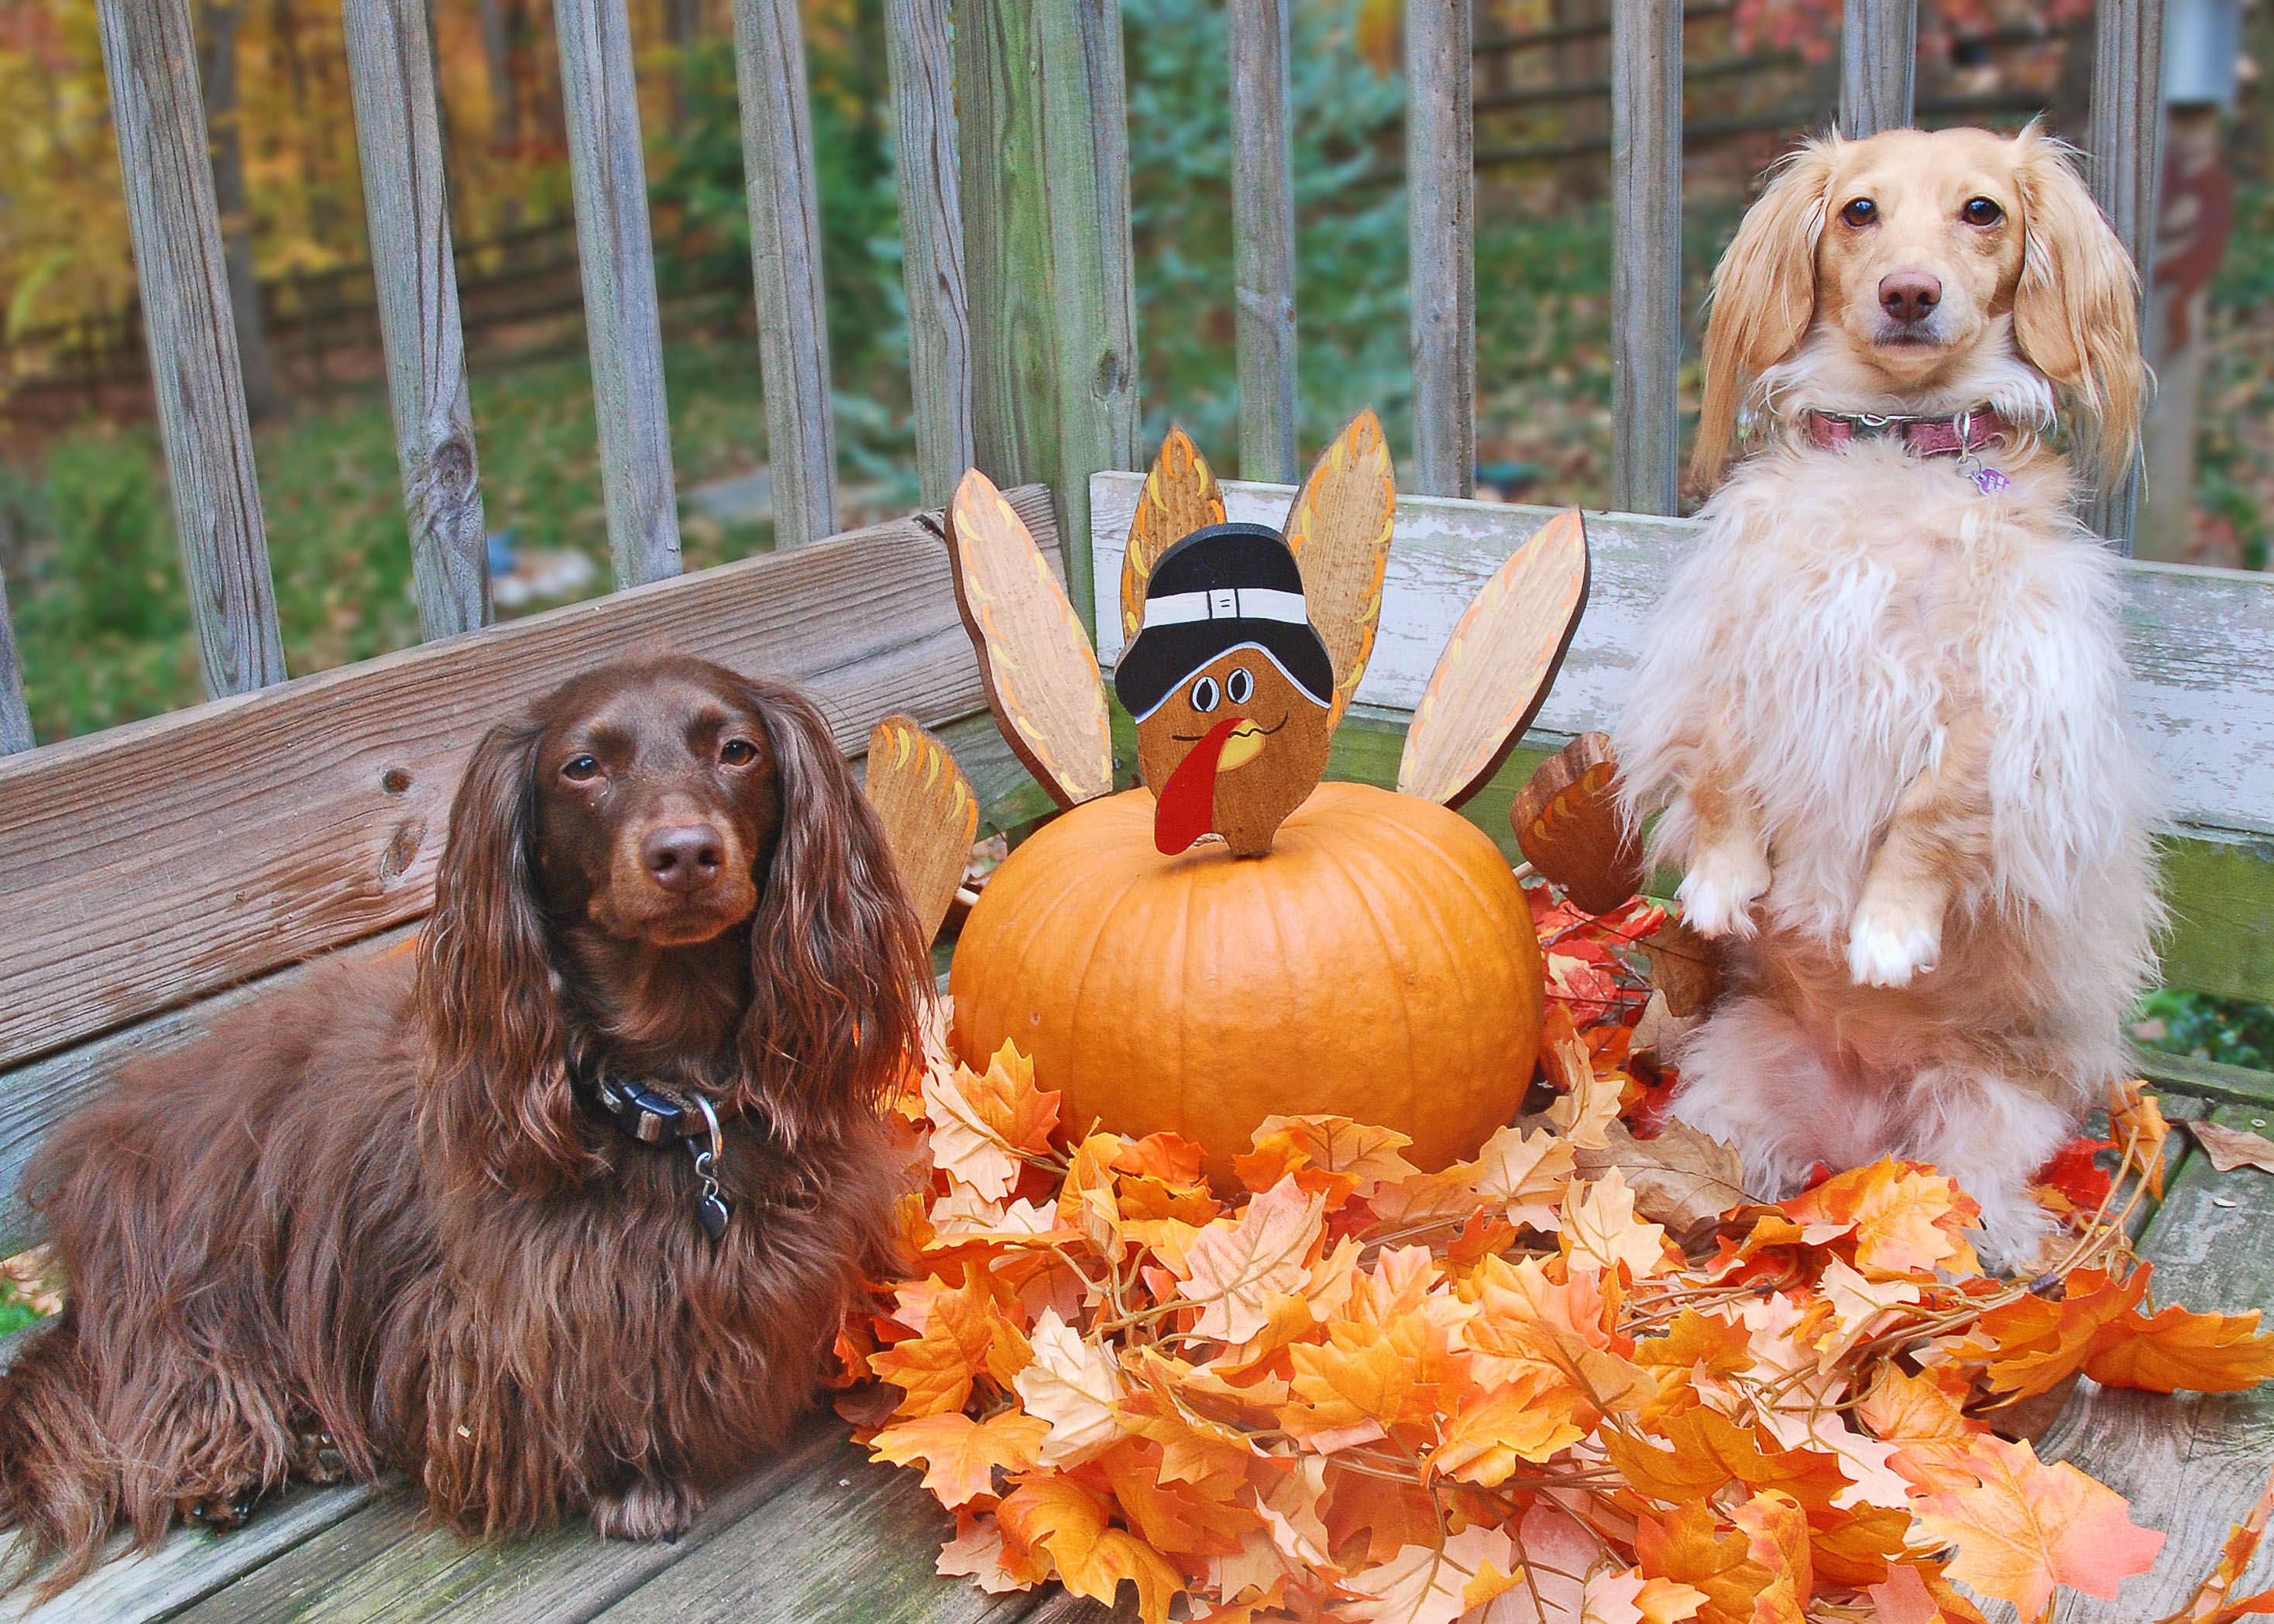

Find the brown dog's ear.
[
  {"left": 415, "top": 717, "right": 593, "bottom": 1193},
  {"left": 2010, "top": 125, "right": 2144, "bottom": 486},
  {"left": 1694, "top": 139, "right": 1840, "bottom": 489},
  {"left": 736, "top": 678, "right": 927, "bottom": 1146}
]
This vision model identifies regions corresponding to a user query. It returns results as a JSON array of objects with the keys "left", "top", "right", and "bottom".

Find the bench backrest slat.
[
  {"left": 94, "top": 0, "right": 287, "bottom": 699},
  {"left": 0, "top": 488, "right": 1056, "bottom": 1080},
  {"left": 1092, "top": 472, "right": 2274, "bottom": 851},
  {"left": 553, "top": 0, "right": 683, "bottom": 586},
  {"left": 343, "top": 0, "right": 493, "bottom": 639}
]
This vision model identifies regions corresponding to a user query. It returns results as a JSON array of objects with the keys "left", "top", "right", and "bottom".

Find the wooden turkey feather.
[{"left": 861, "top": 714, "right": 981, "bottom": 946}]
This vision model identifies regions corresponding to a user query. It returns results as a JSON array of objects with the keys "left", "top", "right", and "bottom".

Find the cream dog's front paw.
[
  {"left": 1678, "top": 842, "right": 1771, "bottom": 939},
  {"left": 1846, "top": 898, "right": 1941, "bottom": 987}
]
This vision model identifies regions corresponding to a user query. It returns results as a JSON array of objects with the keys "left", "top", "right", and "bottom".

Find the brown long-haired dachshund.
[{"left": 0, "top": 657, "right": 926, "bottom": 1595}]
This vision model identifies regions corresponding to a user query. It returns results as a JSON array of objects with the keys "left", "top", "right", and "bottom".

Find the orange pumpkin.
[{"left": 949, "top": 781, "right": 1544, "bottom": 1180}]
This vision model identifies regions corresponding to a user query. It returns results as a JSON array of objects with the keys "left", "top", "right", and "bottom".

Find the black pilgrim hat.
[{"left": 1114, "top": 524, "right": 1335, "bottom": 722}]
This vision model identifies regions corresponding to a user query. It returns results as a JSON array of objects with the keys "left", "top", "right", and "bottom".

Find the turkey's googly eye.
[
  {"left": 1226, "top": 667, "right": 1254, "bottom": 706},
  {"left": 1189, "top": 676, "right": 1221, "bottom": 713}
]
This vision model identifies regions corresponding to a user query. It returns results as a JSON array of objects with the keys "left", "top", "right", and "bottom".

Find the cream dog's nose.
[{"left": 1879, "top": 271, "right": 1943, "bottom": 324}]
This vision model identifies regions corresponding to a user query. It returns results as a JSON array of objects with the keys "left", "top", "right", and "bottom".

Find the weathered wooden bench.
[
  {"left": 5, "top": 472, "right": 2271, "bottom": 1622},
  {"left": 5, "top": 0, "right": 2259, "bottom": 1614}
]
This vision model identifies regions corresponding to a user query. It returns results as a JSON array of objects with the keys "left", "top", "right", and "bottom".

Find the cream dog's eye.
[
  {"left": 1839, "top": 197, "right": 1878, "bottom": 228},
  {"left": 1961, "top": 196, "right": 2004, "bottom": 227}
]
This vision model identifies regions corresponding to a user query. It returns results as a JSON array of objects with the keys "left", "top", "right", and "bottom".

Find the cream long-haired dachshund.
[{"left": 1615, "top": 125, "right": 2160, "bottom": 1265}]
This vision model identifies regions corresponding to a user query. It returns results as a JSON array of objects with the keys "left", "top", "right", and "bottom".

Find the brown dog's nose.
[
  {"left": 641, "top": 824, "right": 726, "bottom": 894},
  {"left": 1879, "top": 272, "right": 1943, "bottom": 324}
]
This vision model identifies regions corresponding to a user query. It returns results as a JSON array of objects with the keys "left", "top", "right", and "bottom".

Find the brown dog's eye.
[
  {"left": 720, "top": 738, "right": 759, "bottom": 766},
  {"left": 562, "top": 754, "right": 601, "bottom": 782},
  {"left": 1839, "top": 197, "right": 1878, "bottom": 228},
  {"left": 1961, "top": 196, "right": 2004, "bottom": 227}
]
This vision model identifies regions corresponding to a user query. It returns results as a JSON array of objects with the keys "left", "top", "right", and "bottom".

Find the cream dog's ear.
[
  {"left": 2009, "top": 125, "right": 2145, "bottom": 484},
  {"left": 1693, "top": 139, "right": 1840, "bottom": 489}
]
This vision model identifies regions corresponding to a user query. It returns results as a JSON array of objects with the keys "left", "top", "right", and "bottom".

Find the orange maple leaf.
[
  {"left": 2155, "top": 1464, "right": 2274, "bottom": 1624},
  {"left": 1177, "top": 1176, "right": 1326, "bottom": 1344},
  {"left": 1283, "top": 1312, "right": 1462, "bottom": 1451},
  {"left": 1600, "top": 1408, "right": 1850, "bottom": 1515},
  {"left": 1960, "top": 1265, "right": 2152, "bottom": 1401},
  {"left": 871, "top": 1267, "right": 1001, "bottom": 1417},
  {"left": 2083, "top": 1297, "right": 2274, "bottom": 1394},
  {"left": 1783, "top": 1159, "right": 1980, "bottom": 1279},
  {"left": 1731, "top": 1489, "right": 1813, "bottom": 1624},
  {"left": 922, "top": 1041, "right": 1060, "bottom": 1199},
  {"left": 1430, "top": 1362, "right": 1585, "bottom": 1485},
  {"left": 1855, "top": 1367, "right": 1982, "bottom": 1495},
  {"left": 998, "top": 1474, "right": 1185, "bottom": 1624},
  {"left": 1341, "top": 1525, "right": 1521, "bottom": 1624},
  {"left": 1915, "top": 1435, "right": 2165, "bottom": 1619},
  {"left": 868, "top": 1409, "right": 1047, "bottom": 1509}
]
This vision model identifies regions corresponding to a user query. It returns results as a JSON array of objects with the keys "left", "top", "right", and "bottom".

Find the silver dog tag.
[
  {"left": 696, "top": 1188, "right": 732, "bottom": 1241},
  {"left": 689, "top": 1095, "right": 731, "bottom": 1241}
]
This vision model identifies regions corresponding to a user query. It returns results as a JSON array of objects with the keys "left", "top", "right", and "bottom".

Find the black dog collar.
[{"left": 578, "top": 1069, "right": 734, "bottom": 1240}]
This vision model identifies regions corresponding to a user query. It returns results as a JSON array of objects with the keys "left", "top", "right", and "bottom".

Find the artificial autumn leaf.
[
  {"left": 1235, "top": 1114, "right": 1420, "bottom": 1203},
  {"left": 2035, "top": 1136, "right": 2117, "bottom": 1210},
  {"left": 1784, "top": 1159, "right": 1980, "bottom": 1279},
  {"left": 1468, "top": 1123, "right": 1578, "bottom": 1233},
  {"left": 997, "top": 1475, "right": 1183, "bottom": 1624},
  {"left": 1856, "top": 1367, "right": 1982, "bottom": 1495},
  {"left": 1915, "top": 1435, "right": 2165, "bottom": 1619},
  {"left": 872, "top": 1269, "right": 1001, "bottom": 1417},
  {"left": 1100, "top": 1440, "right": 1259, "bottom": 1557},
  {"left": 1341, "top": 1525, "right": 1521, "bottom": 1624},
  {"left": 1283, "top": 1311, "right": 1460, "bottom": 1451},
  {"left": 1545, "top": 1004, "right": 1625, "bottom": 1150},
  {"left": 1634, "top": 1502, "right": 1776, "bottom": 1624},
  {"left": 1730, "top": 1490, "right": 1812, "bottom": 1624},
  {"left": 1177, "top": 1176, "right": 1326, "bottom": 1344},
  {"left": 936, "top": 1512, "right": 1050, "bottom": 1592},
  {"left": 922, "top": 1042, "right": 1061, "bottom": 1200},
  {"left": 1014, "top": 1307, "right": 1126, "bottom": 1466},
  {"left": 1564, "top": 1167, "right": 1674, "bottom": 1279},
  {"left": 1601, "top": 1408, "right": 1850, "bottom": 1514},
  {"left": 1431, "top": 1362, "right": 1585, "bottom": 1484},
  {"left": 2084, "top": 1299, "right": 2274, "bottom": 1393},
  {"left": 868, "top": 1410, "right": 1047, "bottom": 1508}
]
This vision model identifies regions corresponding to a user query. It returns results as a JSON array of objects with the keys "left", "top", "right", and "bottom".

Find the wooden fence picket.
[
  {"left": 884, "top": 0, "right": 975, "bottom": 508},
  {"left": 342, "top": 0, "right": 491, "bottom": 639},
  {"left": 0, "top": 573, "right": 29, "bottom": 754},
  {"left": 1228, "top": 0, "right": 1300, "bottom": 484},
  {"left": 94, "top": 0, "right": 287, "bottom": 699},
  {"left": 1839, "top": 0, "right": 1918, "bottom": 139},
  {"left": 733, "top": 0, "right": 840, "bottom": 548},
  {"left": 553, "top": 0, "right": 682, "bottom": 586},
  {"left": 1609, "top": 0, "right": 1681, "bottom": 516},
  {"left": 1404, "top": 0, "right": 1475, "bottom": 500},
  {"left": 2086, "top": 0, "right": 2169, "bottom": 552}
]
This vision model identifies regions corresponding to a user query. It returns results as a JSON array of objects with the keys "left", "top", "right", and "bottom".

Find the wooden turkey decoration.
[
  {"left": 945, "top": 409, "right": 1613, "bottom": 864},
  {"left": 936, "top": 410, "right": 1639, "bottom": 1176}
]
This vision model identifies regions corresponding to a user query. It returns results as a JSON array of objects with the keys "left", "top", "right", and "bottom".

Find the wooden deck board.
[
  {"left": 0, "top": 1482, "right": 376, "bottom": 1624},
  {"left": 162, "top": 1418, "right": 846, "bottom": 1624},
  {"left": 2034, "top": 1102, "right": 2274, "bottom": 1622},
  {"left": 584, "top": 1440, "right": 1024, "bottom": 1624}
]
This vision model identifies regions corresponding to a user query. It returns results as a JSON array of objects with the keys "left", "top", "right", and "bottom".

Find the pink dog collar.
[{"left": 1800, "top": 407, "right": 2012, "bottom": 459}]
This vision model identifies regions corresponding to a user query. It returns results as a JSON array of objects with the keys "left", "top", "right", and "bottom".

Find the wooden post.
[
  {"left": 1609, "top": 0, "right": 1681, "bottom": 516},
  {"left": 0, "top": 570, "right": 30, "bottom": 754},
  {"left": 958, "top": 0, "right": 1139, "bottom": 637},
  {"left": 342, "top": 0, "right": 491, "bottom": 639},
  {"left": 1405, "top": 0, "right": 1475, "bottom": 500},
  {"left": 2084, "top": 0, "right": 2167, "bottom": 553},
  {"left": 883, "top": 0, "right": 974, "bottom": 508},
  {"left": 94, "top": 0, "right": 287, "bottom": 698},
  {"left": 1228, "top": 0, "right": 1298, "bottom": 483},
  {"left": 553, "top": 0, "right": 682, "bottom": 585},
  {"left": 732, "top": 0, "right": 838, "bottom": 547},
  {"left": 1839, "top": 0, "right": 1917, "bottom": 139}
]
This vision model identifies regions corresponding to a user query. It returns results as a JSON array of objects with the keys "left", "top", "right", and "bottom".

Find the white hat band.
[{"left": 1142, "top": 586, "right": 1310, "bottom": 629}]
